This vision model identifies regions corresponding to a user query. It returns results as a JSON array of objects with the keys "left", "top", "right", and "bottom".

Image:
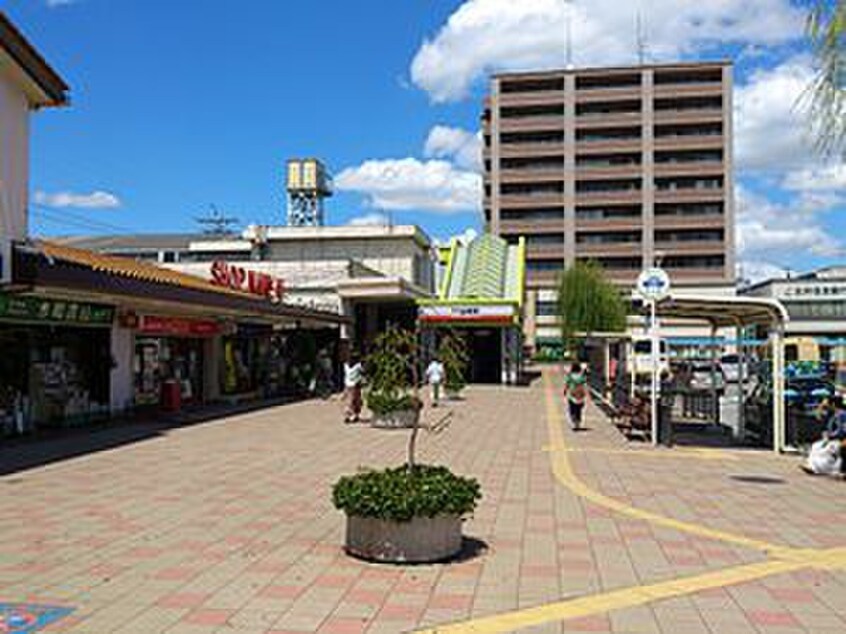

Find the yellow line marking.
[
  {"left": 417, "top": 558, "right": 807, "bottom": 634},
  {"left": 541, "top": 373, "right": 792, "bottom": 557},
  {"left": 413, "top": 371, "right": 846, "bottom": 633},
  {"left": 540, "top": 445, "right": 739, "bottom": 461}
]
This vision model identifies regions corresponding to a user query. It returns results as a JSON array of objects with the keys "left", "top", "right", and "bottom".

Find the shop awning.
[{"left": 12, "top": 241, "right": 349, "bottom": 326}]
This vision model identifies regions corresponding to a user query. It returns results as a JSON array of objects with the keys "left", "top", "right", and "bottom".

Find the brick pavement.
[{"left": 0, "top": 371, "right": 844, "bottom": 633}]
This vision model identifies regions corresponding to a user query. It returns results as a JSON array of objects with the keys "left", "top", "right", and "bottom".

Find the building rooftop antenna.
[
  {"left": 565, "top": 1, "right": 574, "bottom": 70},
  {"left": 636, "top": 11, "right": 648, "bottom": 65},
  {"left": 195, "top": 204, "right": 240, "bottom": 237}
]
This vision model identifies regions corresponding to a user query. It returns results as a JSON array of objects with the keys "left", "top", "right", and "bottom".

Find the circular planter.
[
  {"left": 344, "top": 514, "right": 462, "bottom": 563},
  {"left": 444, "top": 387, "right": 464, "bottom": 401},
  {"left": 371, "top": 408, "right": 419, "bottom": 429}
]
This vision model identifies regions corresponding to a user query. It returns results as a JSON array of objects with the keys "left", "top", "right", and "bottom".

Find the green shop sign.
[{"left": 0, "top": 294, "right": 114, "bottom": 326}]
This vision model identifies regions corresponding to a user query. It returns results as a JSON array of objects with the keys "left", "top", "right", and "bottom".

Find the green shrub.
[
  {"left": 365, "top": 391, "right": 420, "bottom": 416},
  {"left": 365, "top": 326, "right": 418, "bottom": 415},
  {"left": 332, "top": 464, "right": 481, "bottom": 522},
  {"left": 439, "top": 331, "right": 469, "bottom": 392}
]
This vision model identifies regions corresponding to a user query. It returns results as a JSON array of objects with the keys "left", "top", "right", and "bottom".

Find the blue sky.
[{"left": 3, "top": 0, "right": 844, "bottom": 279}]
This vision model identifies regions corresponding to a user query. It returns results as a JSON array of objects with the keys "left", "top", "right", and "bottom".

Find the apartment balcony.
[
  {"left": 576, "top": 217, "right": 642, "bottom": 232},
  {"left": 653, "top": 188, "right": 724, "bottom": 204},
  {"left": 653, "top": 214, "right": 725, "bottom": 230},
  {"left": 575, "top": 86, "right": 643, "bottom": 102},
  {"left": 498, "top": 90, "right": 566, "bottom": 107},
  {"left": 652, "top": 134, "right": 724, "bottom": 151},
  {"left": 575, "top": 111, "right": 643, "bottom": 128},
  {"left": 526, "top": 243, "right": 567, "bottom": 258},
  {"left": 526, "top": 269, "right": 562, "bottom": 288},
  {"left": 653, "top": 161, "right": 724, "bottom": 178},
  {"left": 604, "top": 269, "right": 641, "bottom": 284},
  {"left": 575, "top": 189, "right": 643, "bottom": 205},
  {"left": 662, "top": 266, "right": 731, "bottom": 283},
  {"left": 575, "top": 164, "right": 643, "bottom": 180},
  {"left": 499, "top": 116, "right": 565, "bottom": 132},
  {"left": 575, "top": 138, "right": 643, "bottom": 154},
  {"left": 655, "top": 241, "right": 729, "bottom": 256},
  {"left": 575, "top": 241, "right": 642, "bottom": 257},
  {"left": 498, "top": 142, "right": 568, "bottom": 158},
  {"left": 498, "top": 192, "right": 566, "bottom": 207},
  {"left": 653, "top": 109, "right": 724, "bottom": 125},
  {"left": 499, "top": 168, "right": 564, "bottom": 183},
  {"left": 499, "top": 219, "right": 565, "bottom": 235},
  {"left": 653, "top": 82, "right": 724, "bottom": 99}
]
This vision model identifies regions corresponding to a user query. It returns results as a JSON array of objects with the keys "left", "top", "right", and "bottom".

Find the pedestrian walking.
[
  {"left": 343, "top": 354, "right": 364, "bottom": 423},
  {"left": 563, "top": 362, "right": 588, "bottom": 430},
  {"left": 425, "top": 356, "right": 445, "bottom": 407}
]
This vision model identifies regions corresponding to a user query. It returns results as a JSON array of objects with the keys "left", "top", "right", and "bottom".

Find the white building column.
[{"left": 109, "top": 323, "right": 134, "bottom": 416}]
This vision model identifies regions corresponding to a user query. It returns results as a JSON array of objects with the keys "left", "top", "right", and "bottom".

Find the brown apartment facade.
[{"left": 482, "top": 61, "right": 736, "bottom": 351}]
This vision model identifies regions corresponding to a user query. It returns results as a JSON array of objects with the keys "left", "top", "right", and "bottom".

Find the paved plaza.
[{"left": 1, "top": 371, "right": 845, "bottom": 633}]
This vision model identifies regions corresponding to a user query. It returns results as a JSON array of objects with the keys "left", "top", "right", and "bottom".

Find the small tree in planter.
[
  {"left": 365, "top": 326, "right": 421, "bottom": 429},
  {"left": 438, "top": 330, "right": 469, "bottom": 400},
  {"left": 333, "top": 325, "right": 482, "bottom": 563}
]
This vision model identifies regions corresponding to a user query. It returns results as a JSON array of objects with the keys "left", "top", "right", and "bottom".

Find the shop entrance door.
[{"left": 469, "top": 329, "right": 502, "bottom": 384}]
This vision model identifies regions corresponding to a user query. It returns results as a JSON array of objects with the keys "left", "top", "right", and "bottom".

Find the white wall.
[
  {"left": 0, "top": 69, "right": 30, "bottom": 243},
  {"left": 110, "top": 324, "right": 134, "bottom": 415}
]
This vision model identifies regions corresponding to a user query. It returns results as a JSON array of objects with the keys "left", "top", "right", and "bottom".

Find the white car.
[
  {"left": 720, "top": 354, "right": 745, "bottom": 383},
  {"left": 630, "top": 337, "right": 670, "bottom": 376}
]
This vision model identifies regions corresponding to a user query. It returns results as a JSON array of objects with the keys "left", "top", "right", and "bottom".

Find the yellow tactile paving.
[
  {"left": 541, "top": 445, "right": 740, "bottom": 462},
  {"left": 417, "top": 559, "right": 807, "bottom": 634},
  {"left": 414, "top": 371, "right": 846, "bottom": 634}
]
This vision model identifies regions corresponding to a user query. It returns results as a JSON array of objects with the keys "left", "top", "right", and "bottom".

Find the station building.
[
  {"left": 742, "top": 266, "right": 846, "bottom": 363},
  {"left": 419, "top": 234, "right": 526, "bottom": 384}
]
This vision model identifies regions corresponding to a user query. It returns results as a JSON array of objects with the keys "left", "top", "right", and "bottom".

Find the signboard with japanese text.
[
  {"left": 136, "top": 315, "right": 221, "bottom": 337},
  {"left": 419, "top": 303, "right": 516, "bottom": 324},
  {"left": 0, "top": 295, "right": 114, "bottom": 326}
]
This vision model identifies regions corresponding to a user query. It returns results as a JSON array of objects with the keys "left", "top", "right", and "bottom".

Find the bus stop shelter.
[{"left": 649, "top": 293, "right": 789, "bottom": 452}]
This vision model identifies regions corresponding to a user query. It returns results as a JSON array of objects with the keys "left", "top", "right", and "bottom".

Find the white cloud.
[
  {"left": 736, "top": 186, "right": 842, "bottom": 259},
  {"left": 736, "top": 260, "right": 787, "bottom": 286},
  {"left": 782, "top": 163, "right": 846, "bottom": 192},
  {"left": 424, "top": 125, "right": 482, "bottom": 171},
  {"left": 33, "top": 190, "right": 122, "bottom": 209},
  {"left": 46, "top": 0, "right": 77, "bottom": 7},
  {"left": 347, "top": 212, "right": 389, "bottom": 227},
  {"left": 734, "top": 56, "right": 817, "bottom": 172},
  {"left": 335, "top": 158, "right": 481, "bottom": 214},
  {"left": 411, "top": 0, "right": 804, "bottom": 102}
]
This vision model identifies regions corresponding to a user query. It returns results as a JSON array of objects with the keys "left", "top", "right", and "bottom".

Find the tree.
[
  {"left": 556, "top": 261, "right": 627, "bottom": 350},
  {"left": 437, "top": 330, "right": 469, "bottom": 394},
  {"left": 365, "top": 325, "right": 423, "bottom": 467},
  {"left": 805, "top": 1, "right": 845, "bottom": 158}
]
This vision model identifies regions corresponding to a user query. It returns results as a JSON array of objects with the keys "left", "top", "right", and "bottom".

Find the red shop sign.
[
  {"left": 137, "top": 315, "right": 221, "bottom": 337},
  {"left": 210, "top": 261, "right": 286, "bottom": 301}
]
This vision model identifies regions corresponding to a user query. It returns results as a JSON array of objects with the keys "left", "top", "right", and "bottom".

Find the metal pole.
[
  {"left": 772, "top": 325, "right": 785, "bottom": 453},
  {"left": 650, "top": 298, "right": 659, "bottom": 446},
  {"left": 710, "top": 322, "right": 719, "bottom": 427}
]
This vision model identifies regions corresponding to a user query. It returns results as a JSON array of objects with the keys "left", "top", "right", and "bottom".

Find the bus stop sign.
[{"left": 636, "top": 267, "right": 670, "bottom": 302}]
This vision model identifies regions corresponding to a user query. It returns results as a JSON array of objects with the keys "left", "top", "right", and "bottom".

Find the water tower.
[{"left": 286, "top": 158, "right": 332, "bottom": 226}]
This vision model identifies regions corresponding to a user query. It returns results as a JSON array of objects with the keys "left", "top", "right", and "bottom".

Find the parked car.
[
  {"left": 719, "top": 353, "right": 746, "bottom": 383},
  {"left": 689, "top": 363, "right": 725, "bottom": 391}
]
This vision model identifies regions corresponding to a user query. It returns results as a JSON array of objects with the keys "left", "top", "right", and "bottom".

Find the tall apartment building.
[{"left": 483, "top": 61, "right": 735, "bottom": 350}]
